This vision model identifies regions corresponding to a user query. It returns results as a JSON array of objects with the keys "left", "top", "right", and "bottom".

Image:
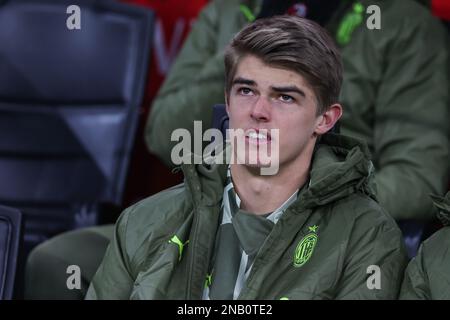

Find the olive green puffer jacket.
[{"left": 87, "top": 134, "right": 408, "bottom": 299}]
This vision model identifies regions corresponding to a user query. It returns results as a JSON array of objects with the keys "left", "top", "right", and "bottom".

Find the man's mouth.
[{"left": 245, "top": 129, "right": 272, "bottom": 144}]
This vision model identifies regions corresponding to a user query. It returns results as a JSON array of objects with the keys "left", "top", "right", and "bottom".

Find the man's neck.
[{"left": 230, "top": 154, "right": 312, "bottom": 215}]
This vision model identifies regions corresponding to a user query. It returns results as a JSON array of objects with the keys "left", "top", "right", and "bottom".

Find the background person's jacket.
[
  {"left": 400, "top": 192, "right": 450, "bottom": 300},
  {"left": 145, "top": 0, "right": 449, "bottom": 220},
  {"left": 86, "top": 133, "right": 408, "bottom": 299}
]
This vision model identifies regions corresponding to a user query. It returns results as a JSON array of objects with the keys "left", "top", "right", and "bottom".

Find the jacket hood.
[
  {"left": 430, "top": 192, "right": 450, "bottom": 226},
  {"left": 181, "top": 132, "right": 377, "bottom": 211},
  {"left": 289, "top": 133, "right": 376, "bottom": 211}
]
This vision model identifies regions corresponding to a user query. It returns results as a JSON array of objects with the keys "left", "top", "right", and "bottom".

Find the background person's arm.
[
  {"left": 145, "top": 0, "right": 231, "bottom": 167},
  {"left": 372, "top": 12, "right": 449, "bottom": 220},
  {"left": 341, "top": 2, "right": 449, "bottom": 220},
  {"left": 399, "top": 246, "right": 431, "bottom": 299}
]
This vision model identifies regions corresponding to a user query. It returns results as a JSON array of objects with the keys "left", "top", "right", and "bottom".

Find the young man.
[
  {"left": 400, "top": 191, "right": 450, "bottom": 300},
  {"left": 86, "top": 16, "right": 407, "bottom": 300}
]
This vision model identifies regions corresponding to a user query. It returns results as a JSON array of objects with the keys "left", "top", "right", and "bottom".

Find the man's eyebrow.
[
  {"left": 232, "top": 77, "right": 256, "bottom": 86},
  {"left": 271, "top": 85, "right": 306, "bottom": 98}
]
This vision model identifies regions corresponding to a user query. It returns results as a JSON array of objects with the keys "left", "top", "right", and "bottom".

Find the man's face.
[{"left": 226, "top": 55, "right": 323, "bottom": 172}]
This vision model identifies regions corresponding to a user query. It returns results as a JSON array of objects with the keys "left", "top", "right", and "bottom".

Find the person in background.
[{"left": 400, "top": 192, "right": 450, "bottom": 299}]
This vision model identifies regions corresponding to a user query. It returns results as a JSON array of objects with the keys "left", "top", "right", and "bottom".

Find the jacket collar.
[{"left": 181, "top": 132, "right": 376, "bottom": 212}]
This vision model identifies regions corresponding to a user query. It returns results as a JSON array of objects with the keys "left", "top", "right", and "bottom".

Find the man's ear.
[{"left": 314, "top": 103, "right": 343, "bottom": 135}]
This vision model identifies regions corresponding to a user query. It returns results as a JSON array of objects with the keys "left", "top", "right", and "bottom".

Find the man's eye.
[
  {"left": 239, "top": 87, "right": 253, "bottom": 95},
  {"left": 280, "top": 94, "right": 294, "bottom": 103}
]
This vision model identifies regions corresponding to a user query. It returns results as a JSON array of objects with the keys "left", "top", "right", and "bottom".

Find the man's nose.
[{"left": 250, "top": 96, "right": 270, "bottom": 122}]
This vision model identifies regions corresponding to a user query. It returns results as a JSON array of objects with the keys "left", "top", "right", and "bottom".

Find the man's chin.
[
  {"left": 231, "top": 147, "right": 280, "bottom": 175},
  {"left": 236, "top": 154, "right": 272, "bottom": 167}
]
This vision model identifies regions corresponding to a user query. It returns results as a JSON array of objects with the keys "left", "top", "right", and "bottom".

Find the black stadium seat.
[
  {"left": 0, "top": 0, "right": 154, "bottom": 250},
  {"left": 0, "top": 205, "right": 22, "bottom": 300}
]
